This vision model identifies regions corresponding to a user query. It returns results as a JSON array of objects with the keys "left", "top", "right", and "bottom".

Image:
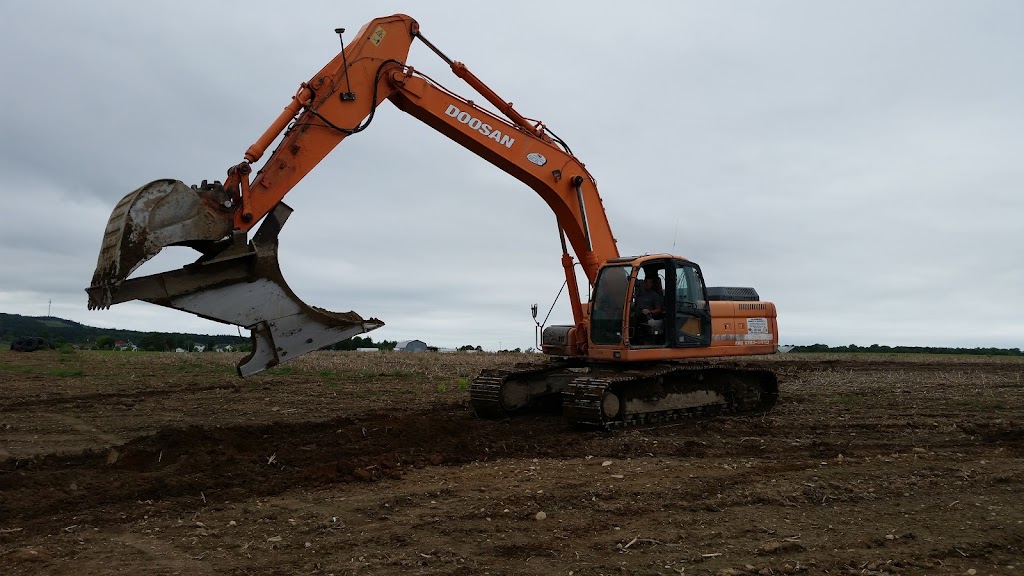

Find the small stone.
[
  {"left": 885, "top": 534, "right": 896, "bottom": 540},
  {"left": 966, "top": 570, "right": 977, "bottom": 576},
  {"left": 535, "top": 511, "right": 547, "bottom": 521},
  {"left": 228, "top": 520, "right": 237, "bottom": 527},
  {"left": 105, "top": 449, "right": 120, "bottom": 465},
  {"left": 602, "top": 460, "right": 613, "bottom": 467},
  {"left": 9, "top": 548, "right": 46, "bottom": 562}
]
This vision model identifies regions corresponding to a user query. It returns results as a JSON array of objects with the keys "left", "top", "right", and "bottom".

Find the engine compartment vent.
[{"left": 707, "top": 287, "right": 760, "bottom": 302}]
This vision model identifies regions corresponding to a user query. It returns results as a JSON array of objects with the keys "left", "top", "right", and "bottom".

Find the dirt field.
[{"left": 1, "top": 350, "right": 1021, "bottom": 575}]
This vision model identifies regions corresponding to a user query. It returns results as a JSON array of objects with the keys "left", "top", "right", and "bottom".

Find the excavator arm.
[{"left": 87, "top": 14, "right": 618, "bottom": 375}]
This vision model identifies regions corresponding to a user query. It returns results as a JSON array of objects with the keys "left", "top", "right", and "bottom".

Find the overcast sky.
[{"left": 1, "top": 1, "right": 1021, "bottom": 351}]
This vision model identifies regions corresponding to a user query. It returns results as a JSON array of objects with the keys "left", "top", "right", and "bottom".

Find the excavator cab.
[{"left": 590, "top": 256, "right": 712, "bottom": 350}]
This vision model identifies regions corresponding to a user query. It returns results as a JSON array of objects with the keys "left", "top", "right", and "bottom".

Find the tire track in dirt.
[
  {"left": 0, "top": 382, "right": 242, "bottom": 410},
  {"left": 37, "top": 413, "right": 125, "bottom": 445}
]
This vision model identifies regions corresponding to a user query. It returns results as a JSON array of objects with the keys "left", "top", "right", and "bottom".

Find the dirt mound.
[{"left": 0, "top": 405, "right": 582, "bottom": 527}]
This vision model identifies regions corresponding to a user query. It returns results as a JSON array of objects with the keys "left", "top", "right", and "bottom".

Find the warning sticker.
[
  {"left": 746, "top": 318, "right": 768, "bottom": 334},
  {"left": 369, "top": 26, "right": 386, "bottom": 46}
]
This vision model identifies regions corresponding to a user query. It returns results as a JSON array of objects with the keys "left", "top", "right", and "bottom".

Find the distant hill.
[{"left": 0, "top": 313, "right": 248, "bottom": 349}]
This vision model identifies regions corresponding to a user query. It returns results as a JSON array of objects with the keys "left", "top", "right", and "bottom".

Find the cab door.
[
  {"left": 628, "top": 264, "right": 669, "bottom": 348},
  {"left": 671, "top": 261, "right": 711, "bottom": 347}
]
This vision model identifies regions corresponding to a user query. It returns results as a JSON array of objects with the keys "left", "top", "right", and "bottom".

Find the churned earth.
[{"left": 0, "top": 350, "right": 1021, "bottom": 575}]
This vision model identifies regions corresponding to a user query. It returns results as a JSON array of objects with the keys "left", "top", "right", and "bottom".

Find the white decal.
[
  {"left": 369, "top": 26, "right": 386, "bottom": 46},
  {"left": 444, "top": 104, "right": 515, "bottom": 148},
  {"left": 527, "top": 152, "right": 547, "bottom": 166},
  {"left": 746, "top": 318, "right": 768, "bottom": 334}
]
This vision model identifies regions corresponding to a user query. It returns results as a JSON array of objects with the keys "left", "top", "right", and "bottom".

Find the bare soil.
[{"left": 1, "top": 350, "right": 1022, "bottom": 575}]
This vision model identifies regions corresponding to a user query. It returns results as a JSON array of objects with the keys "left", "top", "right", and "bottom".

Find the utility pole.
[{"left": 48, "top": 299, "right": 51, "bottom": 317}]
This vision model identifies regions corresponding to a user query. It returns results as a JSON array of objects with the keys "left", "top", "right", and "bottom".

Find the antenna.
[
  {"left": 671, "top": 217, "right": 679, "bottom": 252},
  {"left": 334, "top": 28, "right": 356, "bottom": 101},
  {"left": 531, "top": 303, "right": 540, "bottom": 349}
]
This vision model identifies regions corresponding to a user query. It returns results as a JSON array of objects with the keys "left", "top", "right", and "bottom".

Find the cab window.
[{"left": 590, "top": 265, "right": 630, "bottom": 345}]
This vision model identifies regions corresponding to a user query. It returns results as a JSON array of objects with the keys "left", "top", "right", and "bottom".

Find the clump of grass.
[
  {"left": 266, "top": 365, "right": 297, "bottom": 376},
  {"left": 830, "top": 394, "right": 855, "bottom": 406},
  {"left": 0, "top": 364, "right": 33, "bottom": 374},
  {"left": 382, "top": 369, "right": 418, "bottom": 378},
  {"left": 954, "top": 398, "right": 1008, "bottom": 410},
  {"left": 437, "top": 382, "right": 448, "bottom": 393},
  {"left": 456, "top": 377, "right": 469, "bottom": 391}
]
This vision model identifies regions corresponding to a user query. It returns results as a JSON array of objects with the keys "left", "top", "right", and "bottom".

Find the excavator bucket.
[
  {"left": 88, "top": 179, "right": 235, "bottom": 309},
  {"left": 86, "top": 184, "right": 383, "bottom": 376}
]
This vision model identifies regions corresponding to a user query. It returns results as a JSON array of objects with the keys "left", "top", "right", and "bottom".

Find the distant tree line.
[
  {"left": 2, "top": 313, "right": 496, "bottom": 353},
  {"left": 1, "top": 313, "right": 247, "bottom": 350},
  {"left": 322, "top": 336, "right": 397, "bottom": 351},
  {"left": 790, "top": 343, "right": 1023, "bottom": 356}
]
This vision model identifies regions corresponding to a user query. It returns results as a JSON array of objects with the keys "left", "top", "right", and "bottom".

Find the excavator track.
[
  {"left": 472, "top": 360, "right": 778, "bottom": 429},
  {"left": 470, "top": 361, "right": 587, "bottom": 418},
  {"left": 563, "top": 363, "right": 778, "bottom": 429}
]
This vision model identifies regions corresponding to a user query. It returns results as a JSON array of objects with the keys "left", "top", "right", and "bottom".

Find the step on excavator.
[{"left": 87, "top": 14, "right": 779, "bottom": 428}]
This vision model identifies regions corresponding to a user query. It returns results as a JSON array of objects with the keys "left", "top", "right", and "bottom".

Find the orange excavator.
[{"left": 87, "top": 14, "right": 779, "bottom": 428}]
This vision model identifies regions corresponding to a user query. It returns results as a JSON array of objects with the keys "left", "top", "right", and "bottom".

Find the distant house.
[
  {"left": 113, "top": 340, "right": 138, "bottom": 352},
  {"left": 214, "top": 344, "right": 234, "bottom": 352},
  {"left": 356, "top": 347, "right": 380, "bottom": 353},
  {"left": 193, "top": 344, "right": 206, "bottom": 353},
  {"left": 395, "top": 339, "right": 428, "bottom": 352},
  {"left": 175, "top": 347, "right": 186, "bottom": 353}
]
